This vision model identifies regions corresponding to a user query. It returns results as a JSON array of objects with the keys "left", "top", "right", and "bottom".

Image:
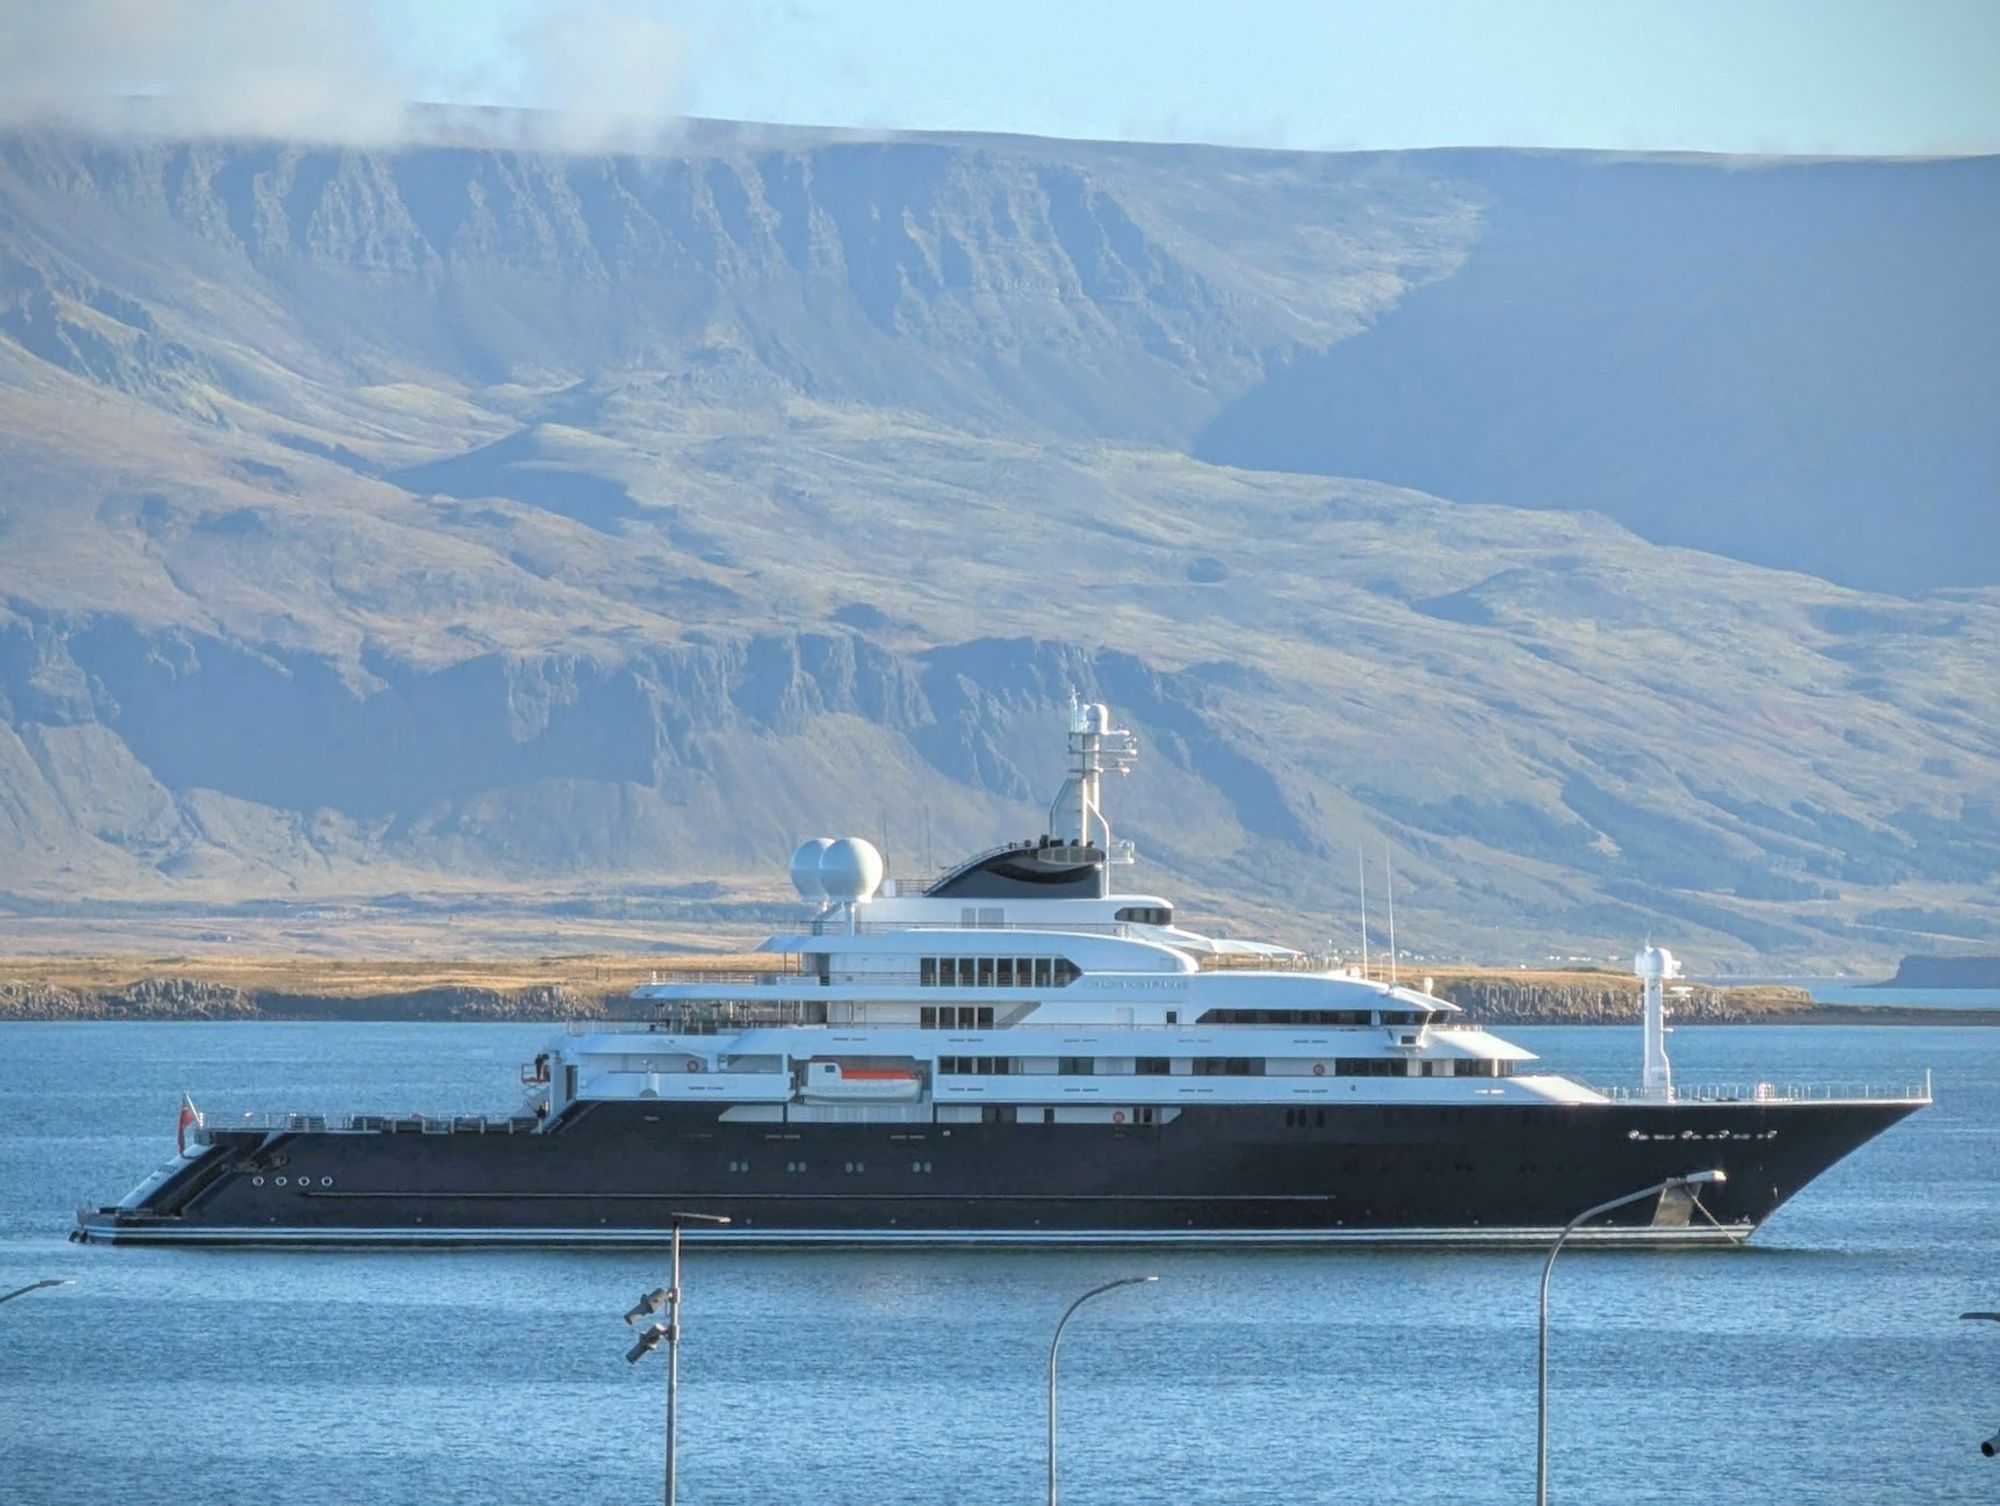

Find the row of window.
[
  {"left": 1114, "top": 905, "right": 1173, "bottom": 926},
  {"left": 1196, "top": 1008, "right": 1432, "bottom": 1026},
  {"left": 918, "top": 956, "right": 1081, "bottom": 988},
  {"left": 921, "top": 1006, "right": 998, "bottom": 1029},
  {"left": 925, "top": 1055, "right": 1510, "bottom": 1078}
]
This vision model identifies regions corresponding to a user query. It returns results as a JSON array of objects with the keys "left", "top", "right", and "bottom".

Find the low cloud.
[{"left": 0, "top": 0, "right": 688, "bottom": 151}]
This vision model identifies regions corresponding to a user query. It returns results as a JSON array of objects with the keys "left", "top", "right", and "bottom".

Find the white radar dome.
[
  {"left": 818, "top": 837, "right": 884, "bottom": 904},
  {"left": 790, "top": 838, "right": 836, "bottom": 901},
  {"left": 1633, "top": 945, "right": 1677, "bottom": 980}
]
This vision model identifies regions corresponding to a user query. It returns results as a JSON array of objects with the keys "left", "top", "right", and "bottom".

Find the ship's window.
[
  {"left": 921, "top": 957, "right": 938, "bottom": 986},
  {"left": 1043, "top": 1109, "right": 1055, "bottom": 1124},
  {"left": 1194, "top": 1058, "right": 1261, "bottom": 1077},
  {"left": 1316, "top": 1109, "right": 1326, "bottom": 1127},
  {"left": 977, "top": 1007, "right": 995, "bottom": 1028},
  {"left": 972, "top": 957, "right": 990, "bottom": 987},
  {"left": 1135, "top": 1107, "right": 1156, "bottom": 1125},
  {"left": 1136, "top": 1057, "right": 1171, "bottom": 1076},
  {"left": 1054, "top": 958, "right": 1081, "bottom": 986},
  {"left": 1058, "top": 1056, "right": 1095, "bottom": 1075},
  {"left": 1016, "top": 958, "right": 1033, "bottom": 987},
  {"left": 1335, "top": 1058, "right": 1399, "bottom": 1077},
  {"left": 920, "top": 1007, "right": 937, "bottom": 1029},
  {"left": 1115, "top": 905, "right": 1173, "bottom": 926},
  {"left": 1199, "top": 1008, "right": 1373, "bottom": 1026},
  {"left": 1378, "top": 1011, "right": 1425, "bottom": 1026},
  {"left": 997, "top": 958, "right": 1014, "bottom": 987},
  {"left": 1165, "top": 1009, "right": 1177, "bottom": 1024},
  {"left": 1033, "top": 957, "right": 1052, "bottom": 986}
]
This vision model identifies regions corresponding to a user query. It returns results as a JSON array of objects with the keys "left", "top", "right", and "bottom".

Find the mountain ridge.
[{"left": 1, "top": 124, "right": 1994, "bottom": 966}]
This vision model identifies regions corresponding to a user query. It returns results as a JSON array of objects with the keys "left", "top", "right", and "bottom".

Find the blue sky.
[{"left": 375, "top": 0, "right": 2000, "bottom": 154}]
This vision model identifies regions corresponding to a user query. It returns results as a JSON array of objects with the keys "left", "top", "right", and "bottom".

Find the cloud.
[{"left": 0, "top": 0, "right": 689, "bottom": 151}]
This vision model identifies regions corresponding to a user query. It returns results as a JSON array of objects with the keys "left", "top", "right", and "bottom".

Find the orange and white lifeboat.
[{"left": 801, "top": 1060, "right": 923, "bottom": 1103}]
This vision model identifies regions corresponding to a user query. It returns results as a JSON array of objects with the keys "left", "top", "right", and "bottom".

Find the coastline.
[{"left": 3, "top": 956, "right": 1995, "bottom": 1026}]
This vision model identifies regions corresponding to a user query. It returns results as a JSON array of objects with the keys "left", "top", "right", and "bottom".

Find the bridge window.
[
  {"left": 1115, "top": 905, "right": 1174, "bottom": 926},
  {"left": 919, "top": 956, "right": 1081, "bottom": 989}
]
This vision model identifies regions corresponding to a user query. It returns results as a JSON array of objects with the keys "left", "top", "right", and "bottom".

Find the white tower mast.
[{"left": 1633, "top": 944, "right": 1677, "bottom": 1100}]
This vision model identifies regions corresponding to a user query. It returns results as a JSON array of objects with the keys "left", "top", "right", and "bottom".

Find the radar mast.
[{"left": 1046, "top": 693, "right": 1139, "bottom": 865}]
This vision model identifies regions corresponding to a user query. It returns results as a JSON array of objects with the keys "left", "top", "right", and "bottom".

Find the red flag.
[{"left": 176, "top": 1094, "right": 200, "bottom": 1155}]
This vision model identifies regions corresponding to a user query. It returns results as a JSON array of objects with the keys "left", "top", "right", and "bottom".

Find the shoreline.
[{"left": 2, "top": 955, "right": 1995, "bottom": 1026}]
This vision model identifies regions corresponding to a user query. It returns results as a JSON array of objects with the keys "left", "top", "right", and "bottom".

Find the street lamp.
[
  {"left": 1966, "top": 1312, "right": 2000, "bottom": 1457},
  {"left": 1047, "top": 1276, "right": 1158, "bottom": 1506},
  {"left": 1537, "top": 1170, "right": 1726, "bottom": 1506},
  {"left": 0, "top": 1279, "right": 73, "bottom": 1306},
  {"left": 623, "top": 1212, "right": 732, "bottom": 1506}
]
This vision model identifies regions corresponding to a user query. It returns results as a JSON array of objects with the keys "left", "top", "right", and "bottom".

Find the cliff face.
[
  {"left": 1, "top": 125, "right": 1997, "bottom": 963},
  {"left": 1879, "top": 956, "right": 2000, "bottom": 990}
]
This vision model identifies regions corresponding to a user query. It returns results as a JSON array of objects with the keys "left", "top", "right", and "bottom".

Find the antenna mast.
[
  {"left": 1048, "top": 693, "right": 1138, "bottom": 862},
  {"left": 1385, "top": 843, "right": 1398, "bottom": 986},
  {"left": 1357, "top": 849, "right": 1370, "bottom": 980}
]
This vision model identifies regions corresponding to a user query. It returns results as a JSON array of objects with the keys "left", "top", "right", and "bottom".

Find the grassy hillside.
[{"left": 1, "top": 125, "right": 1995, "bottom": 968}]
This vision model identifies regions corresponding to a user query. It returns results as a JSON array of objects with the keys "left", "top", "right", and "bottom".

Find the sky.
[{"left": 2, "top": 0, "right": 1996, "bottom": 154}]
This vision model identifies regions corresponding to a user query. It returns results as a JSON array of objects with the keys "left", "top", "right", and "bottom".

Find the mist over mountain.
[{"left": 1, "top": 122, "right": 1994, "bottom": 966}]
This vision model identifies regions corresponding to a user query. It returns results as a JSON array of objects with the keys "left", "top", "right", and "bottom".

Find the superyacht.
[{"left": 75, "top": 701, "right": 1928, "bottom": 1247}]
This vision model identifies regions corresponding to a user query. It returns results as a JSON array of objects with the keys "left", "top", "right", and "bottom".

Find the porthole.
[
  {"left": 274, "top": 1176, "right": 287, "bottom": 1187},
  {"left": 320, "top": 1176, "right": 333, "bottom": 1187},
  {"left": 251, "top": 1176, "right": 264, "bottom": 1187}
]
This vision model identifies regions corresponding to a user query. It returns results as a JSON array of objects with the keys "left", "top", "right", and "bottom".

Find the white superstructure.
[{"left": 537, "top": 702, "right": 1607, "bottom": 1121}]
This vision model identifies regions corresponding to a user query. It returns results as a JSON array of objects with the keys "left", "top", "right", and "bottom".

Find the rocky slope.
[{"left": 1, "top": 124, "right": 1996, "bottom": 966}]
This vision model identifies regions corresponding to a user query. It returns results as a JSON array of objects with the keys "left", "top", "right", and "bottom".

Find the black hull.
[{"left": 74, "top": 1097, "right": 1923, "bottom": 1248}]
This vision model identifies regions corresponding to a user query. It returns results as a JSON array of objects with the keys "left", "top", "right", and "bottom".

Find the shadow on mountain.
[
  {"left": 1196, "top": 153, "right": 2000, "bottom": 596},
  {"left": 392, "top": 428, "right": 642, "bottom": 534}
]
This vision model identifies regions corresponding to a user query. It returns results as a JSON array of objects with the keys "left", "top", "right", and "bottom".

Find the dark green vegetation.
[{"left": 1, "top": 125, "right": 1995, "bottom": 966}]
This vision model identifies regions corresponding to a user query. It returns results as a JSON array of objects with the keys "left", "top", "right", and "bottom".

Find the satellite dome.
[
  {"left": 790, "top": 838, "right": 836, "bottom": 901},
  {"left": 1633, "top": 945, "right": 1677, "bottom": 980},
  {"left": 818, "top": 837, "right": 884, "bottom": 904}
]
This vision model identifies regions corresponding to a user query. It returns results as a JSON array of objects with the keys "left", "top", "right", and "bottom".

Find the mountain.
[
  {"left": 1, "top": 122, "right": 1995, "bottom": 967},
  {"left": 1197, "top": 151, "right": 2000, "bottom": 596}
]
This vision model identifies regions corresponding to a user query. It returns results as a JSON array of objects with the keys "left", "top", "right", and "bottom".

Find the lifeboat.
[{"left": 800, "top": 1060, "right": 923, "bottom": 1103}]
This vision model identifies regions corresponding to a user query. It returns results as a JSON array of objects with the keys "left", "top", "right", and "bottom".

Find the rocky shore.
[{"left": 5, "top": 960, "right": 1987, "bottom": 1025}]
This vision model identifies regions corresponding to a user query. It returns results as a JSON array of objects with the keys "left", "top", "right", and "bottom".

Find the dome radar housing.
[
  {"left": 789, "top": 838, "right": 836, "bottom": 903},
  {"left": 818, "top": 838, "right": 884, "bottom": 904}
]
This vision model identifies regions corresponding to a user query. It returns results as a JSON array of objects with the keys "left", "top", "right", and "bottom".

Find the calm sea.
[{"left": 1, "top": 1022, "right": 1995, "bottom": 1506}]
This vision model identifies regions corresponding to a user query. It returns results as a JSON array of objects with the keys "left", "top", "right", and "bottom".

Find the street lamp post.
[
  {"left": 1537, "top": 1170, "right": 1726, "bottom": 1506},
  {"left": 1047, "top": 1276, "right": 1158, "bottom": 1506},
  {"left": 624, "top": 1212, "right": 732, "bottom": 1506},
  {"left": 1966, "top": 1312, "right": 2000, "bottom": 1457},
  {"left": 0, "top": 1279, "right": 73, "bottom": 1306}
]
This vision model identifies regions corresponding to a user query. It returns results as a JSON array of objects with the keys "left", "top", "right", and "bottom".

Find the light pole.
[
  {"left": 1966, "top": 1312, "right": 2000, "bottom": 1457},
  {"left": 0, "top": 1279, "right": 73, "bottom": 1306},
  {"left": 1537, "top": 1170, "right": 1725, "bottom": 1506},
  {"left": 624, "top": 1212, "right": 732, "bottom": 1506},
  {"left": 1047, "top": 1276, "right": 1158, "bottom": 1506}
]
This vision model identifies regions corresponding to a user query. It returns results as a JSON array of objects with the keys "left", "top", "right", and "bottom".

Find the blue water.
[{"left": 2, "top": 1023, "right": 1996, "bottom": 1505}]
